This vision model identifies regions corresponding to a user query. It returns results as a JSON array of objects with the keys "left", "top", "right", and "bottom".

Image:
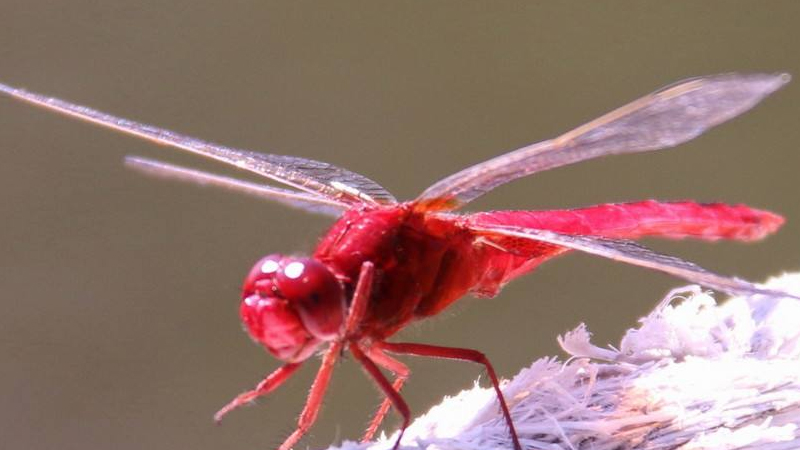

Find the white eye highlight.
[
  {"left": 260, "top": 260, "right": 280, "bottom": 274},
  {"left": 284, "top": 261, "right": 305, "bottom": 279}
]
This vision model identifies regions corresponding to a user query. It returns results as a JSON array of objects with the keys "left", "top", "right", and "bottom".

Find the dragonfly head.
[{"left": 240, "top": 254, "right": 346, "bottom": 362}]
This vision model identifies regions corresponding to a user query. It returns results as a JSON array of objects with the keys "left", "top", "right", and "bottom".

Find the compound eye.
[
  {"left": 243, "top": 254, "right": 284, "bottom": 297},
  {"left": 275, "top": 259, "right": 345, "bottom": 340}
]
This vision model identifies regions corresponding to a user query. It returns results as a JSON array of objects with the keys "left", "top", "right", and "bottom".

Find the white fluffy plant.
[{"left": 334, "top": 273, "right": 800, "bottom": 450}]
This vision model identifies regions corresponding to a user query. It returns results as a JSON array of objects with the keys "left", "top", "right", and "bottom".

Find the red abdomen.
[
  {"left": 463, "top": 200, "right": 784, "bottom": 295},
  {"left": 470, "top": 200, "right": 784, "bottom": 242}
]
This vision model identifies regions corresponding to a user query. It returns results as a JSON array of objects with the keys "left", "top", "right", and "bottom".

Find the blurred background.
[{"left": 1, "top": 2, "right": 798, "bottom": 450}]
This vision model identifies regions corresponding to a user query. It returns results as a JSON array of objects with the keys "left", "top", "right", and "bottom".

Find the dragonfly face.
[{"left": 240, "top": 254, "right": 345, "bottom": 362}]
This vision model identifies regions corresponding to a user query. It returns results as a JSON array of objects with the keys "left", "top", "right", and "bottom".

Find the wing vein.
[
  {"left": 468, "top": 223, "right": 795, "bottom": 299},
  {"left": 417, "top": 73, "right": 789, "bottom": 210},
  {"left": 0, "top": 82, "right": 397, "bottom": 205}
]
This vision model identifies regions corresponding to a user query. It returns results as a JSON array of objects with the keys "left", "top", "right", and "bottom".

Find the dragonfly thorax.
[{"left": 240, "top": 254, "right": 346, "bottom": 362}]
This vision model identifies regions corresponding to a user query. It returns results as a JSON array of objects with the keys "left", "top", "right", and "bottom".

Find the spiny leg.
[
  {"left": 377, "top": 341, "right": 522, "bottom": 450},
  {"left": 343, "top": 261, "right": 375, "bottom": 338},
  {"left": 350, "top": 344, "right": 410, "bottom": 450},
  {"left": 343, "top": 261, "right": 410, "bottom": 441},
  {"left": 278, "top": 340, "right": 343, "bottom": 450},
  {"left": 361, "top": 347, "right": 410, "bottom": 442},
  {"left": 214, "top": 362, "right": 302, "bottom": 423},
  {"left": 279, "top": 261, "right": 375, "bottom": 449}
]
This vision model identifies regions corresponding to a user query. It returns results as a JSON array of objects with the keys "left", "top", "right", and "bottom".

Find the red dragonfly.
[{"left": 0, "top": 73, "right": 792, "bottom": 450}]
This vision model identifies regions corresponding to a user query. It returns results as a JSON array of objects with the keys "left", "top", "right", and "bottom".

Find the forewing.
[
  {"left": 125, "top": 156, "right": 346, "bottom": 217},
  {"left": 0, "top": 82, "right": 397, "bottom": 206},
  {"left": 417, "top": 73, "right": 790, "bottom": 210},
  {"left": 468, "top": 223, "right": 795, "bottom": 298}
]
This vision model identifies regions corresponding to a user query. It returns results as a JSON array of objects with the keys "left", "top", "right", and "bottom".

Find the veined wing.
[
  {"left": 126, "top": 156, "right": 347, "bottom": 217},
  {"left": 417, "top": 73, "right": 790, "bottom": 210},
  {"left": 468, "top": 223, "right": 797, "bottom": 299},
  {"left": 0, "top": 82, "right": 397, "bottom": 206}
]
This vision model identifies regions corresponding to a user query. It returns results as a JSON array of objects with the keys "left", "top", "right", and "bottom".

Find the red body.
[
  {"left": 3, "top": 73, "right": 789, "bottom": 450},
  {"left": 314, "top": 200, "right": 783, "bottom": 341}
]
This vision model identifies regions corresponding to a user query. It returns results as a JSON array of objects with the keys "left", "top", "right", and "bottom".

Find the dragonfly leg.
[
  {"left": 342, "top": 261, "right": 410, "bottom": 441},
  {"left": 377, "top": 341, "right": 522, "bottom": 450},
  {"left": 275, "top": 261, "right": 374, "bottom": 450},
  {"left": 361, "top": 347, "right": 410, "bottom": 442},
  {"left": 350, "top": 344, "right": 410, "bottom": 450},
  {"left": 343, "top": 261, "right": 375, "bottom": 338},
  {"left": 277, "top": 340, "right": 344, "bottom": 450},
  {"left": 214, "top": 362, "right": 302, "bottom": 423}
]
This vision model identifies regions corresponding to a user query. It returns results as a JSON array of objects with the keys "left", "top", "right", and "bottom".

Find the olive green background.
[{"left": 1, "top": 2, "right": 798, "bottom": 450}]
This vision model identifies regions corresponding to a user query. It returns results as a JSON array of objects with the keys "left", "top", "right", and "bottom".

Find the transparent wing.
[
  {"left": 0, "top": 82, "right": 397, "bottom": 206},
  {"left": 418, "top": 73, "right": 790, "bottom": 210},
  {"left": 125, "top": 156, "right": 346, "bottom": 217},
  {"left": 468, "top": 223, "right": 796, "bottom": 298}
]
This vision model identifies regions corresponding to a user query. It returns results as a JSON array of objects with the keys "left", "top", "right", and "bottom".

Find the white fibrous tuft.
[{"left": 331, "top": 272, "right": 800, "bottom": 450}]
